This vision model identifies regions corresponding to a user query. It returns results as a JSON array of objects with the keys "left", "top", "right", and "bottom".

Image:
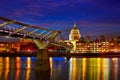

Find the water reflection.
[
  {"left": 15, "top": 70, "right": 20, "bottom": 80},
  {"left": 5, "top": 57, "right": 10, "bottom": 69},
  {"left": 69, "top": 58, "right": 120, "bottom": 80},
  {"left": 26, "top": 69, "right": 30, "bottom": 80},
  {"left": 113, "top": 58, "right": 118, "bottom": 80},
  {"left": 35, "top": 70, "right": 50, "bottom": 80},
  {"left": 0, "top": 57, "right": 34, "bottom": 80},
  {"left": 15, "top": 57, "right": 20, "bottom": 69},
  {"left": 82, "top": 58, "right": 86, "bottom": 80},
  {"left": 0, "top": 57, "right": 120, "bottom": 80},
  {"left": 26, "top": 57, "right": 31, "bottom": 69}
]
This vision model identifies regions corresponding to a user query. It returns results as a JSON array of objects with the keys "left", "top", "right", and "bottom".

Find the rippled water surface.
[{"left": 0, "top": 57, "right": 120, "bottom": 80}]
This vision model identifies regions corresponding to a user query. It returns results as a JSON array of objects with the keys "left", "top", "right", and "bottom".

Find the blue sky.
[{"left": 0, "top": 0, "right": 120, "bottom": 39}]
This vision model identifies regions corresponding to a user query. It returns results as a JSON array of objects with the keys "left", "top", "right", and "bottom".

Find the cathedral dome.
[{"left": 69, "top": 22, "right": 81, "bottom": 40}]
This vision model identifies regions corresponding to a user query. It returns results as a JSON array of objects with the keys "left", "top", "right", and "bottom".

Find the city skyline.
[{"left": 0, "top": 0, "right": 120, "bottom": 39}]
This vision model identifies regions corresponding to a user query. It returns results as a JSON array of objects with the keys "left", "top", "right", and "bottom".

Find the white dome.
[{"left": 69, "top": 22, "right": 81, "bottom": 40}]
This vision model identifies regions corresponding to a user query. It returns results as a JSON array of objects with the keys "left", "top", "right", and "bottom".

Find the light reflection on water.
[
  {"left": 69, "top": 58, "right": 119, "bottom": 80},
  {"left": 0, "top": 57, "right": 120, "bottom": 80}
]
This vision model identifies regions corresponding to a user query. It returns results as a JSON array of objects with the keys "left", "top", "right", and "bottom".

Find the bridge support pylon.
[{"left": 35, "top": 49, "right": 50, "bottom": 71}]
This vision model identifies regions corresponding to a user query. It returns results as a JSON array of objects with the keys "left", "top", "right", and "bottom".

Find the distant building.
[
  {"left": 76, "top": 40, "right": 109, "bottom": 53},
  {"left": 0, "top": 38, "right": 38, "bottom": 53},
  {"left": 64, "top": 22, "right": 81, "bottom": 52},
  {"left": 76, "top": 37, "right": 120, "bottom": 53},
  {"left": 100, "top": 35, "right": 106, "bottom": 42},
  {"left": 65, "top": 22, "right": 120, "bottom": 53},
  {"left": 69, "top": 22, "right": 81, "bottom": 40},
  {"left": 86, "top": 35, "right": 91, "bottom": 43}
]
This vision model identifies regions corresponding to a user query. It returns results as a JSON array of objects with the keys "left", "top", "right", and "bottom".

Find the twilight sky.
[{"left": 0, "top": 0, "right": 120, "bottom": 39}]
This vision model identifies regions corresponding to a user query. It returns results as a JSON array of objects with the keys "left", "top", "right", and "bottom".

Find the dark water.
[{"left": 0, "top": 57, "right": 120, "bottom": 80}]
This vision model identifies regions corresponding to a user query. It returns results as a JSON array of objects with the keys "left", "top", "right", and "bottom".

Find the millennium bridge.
[{"left": 0, "top": 16, "right": 73, "bottom": 71}]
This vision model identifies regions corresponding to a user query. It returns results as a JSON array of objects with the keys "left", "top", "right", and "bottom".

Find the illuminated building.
[
  {"left": 0, "top": 42, "right": 20, "bottom": 53},
  {"left": 63, "top": 22, "right": 81, "bottom": 52},
  {"left": 66, "top": 22, "right": 120, "bottom": 53},
  {"left": 19, "top": 38, "right": 38, "bottom": 52},
  {"left": 0, "top": 38, "right": 38, "bottom": 53},
  {"left": 75, "top": 37, "right": 120, "bottom": 53},
  {"left": 76, "top": 40, "right": 109, "bottom": 53},
  {"left": 69, "top": 22, "right": 81, "bottom": 40},
  {"left": 0, "top": 37, "right": 20, "bottom": 52}
]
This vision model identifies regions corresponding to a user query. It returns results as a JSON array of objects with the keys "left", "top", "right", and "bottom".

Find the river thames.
[{"left": 0, "top": 57, "right": 120, "bottom": 80}]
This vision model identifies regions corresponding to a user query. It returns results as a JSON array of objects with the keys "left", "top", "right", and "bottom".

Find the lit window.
[
  {"left": 12, "top": 44, "right": 14, "bottom": 47},
  {"left": 0, "top": 44, "right": 4, "bottom": 46}
]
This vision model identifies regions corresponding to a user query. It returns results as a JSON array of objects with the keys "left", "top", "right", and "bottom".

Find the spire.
[{"left": 73, "top": 21, "right": 77, "bottom": 29}]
